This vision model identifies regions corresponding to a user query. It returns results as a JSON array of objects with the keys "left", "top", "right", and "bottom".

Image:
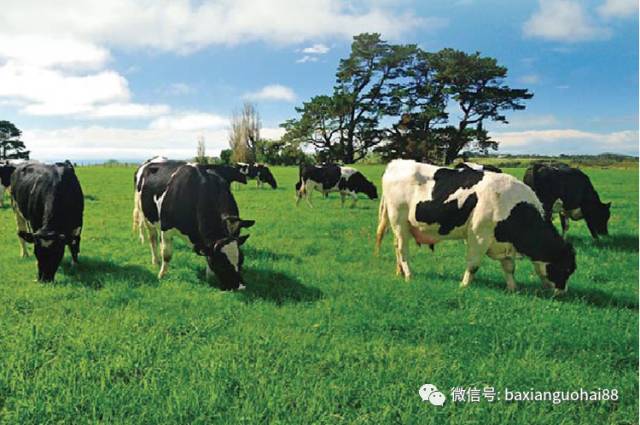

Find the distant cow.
[
  {"left": 376, "top": 160, "right": 576, "bottom": 292},
  {"left": 455, "top": 162, "right": 502, "bottom": 173},
  {"left": 0, "top": 163, "right": 16, "bottom": 207},
  {"left": 235, "top": 163, "right": 277, "bottom": 189},
  {"left": 295, "top": 164, "right": 378, "bottom": 207},
  {"left": 138, "top": 162, "right": 254, "bottom": 289},
  {"left": 11, "top": 161, "right": 84, "bottom": 282},
  {"left": 132, "top": 157, "right": 247, "bottom": 243},
  {"left": 523, "top": 162, "right": 611, "bottom": 239}
]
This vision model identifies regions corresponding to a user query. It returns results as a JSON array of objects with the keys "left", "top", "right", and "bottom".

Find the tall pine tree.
[{"left": 0, "top": 121, "right": 29, "bottom": 160}]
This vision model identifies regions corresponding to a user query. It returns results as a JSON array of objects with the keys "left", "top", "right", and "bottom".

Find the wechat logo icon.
[{"left": 419, "top": 384, "right": 446, "bottom": 406}]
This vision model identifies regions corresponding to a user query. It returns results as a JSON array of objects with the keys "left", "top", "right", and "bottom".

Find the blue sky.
[{"left": 0, "top": 0, "right": 637, "bottom": 161}]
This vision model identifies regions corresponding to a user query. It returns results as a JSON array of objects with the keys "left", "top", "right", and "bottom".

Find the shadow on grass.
[
  {"left": 60, "top": 256, "right": 157, "bottom": 289},
  {"left": 571, "top": 233, "right": 638, "bottom": 253},
  {"left": 478, "top": 277, "right": 638, "bottom": 310},
  {"left": 241, "top": 268, "right": 323, "bottom": 305}
]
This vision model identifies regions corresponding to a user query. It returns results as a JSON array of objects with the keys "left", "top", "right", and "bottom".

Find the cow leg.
[
  {"left": 13, "top": 205, "right": 29, "bottom": 258},
  {"left": 158, "top": 231, "right": 173, "bottom": 278},
  {"left": 387, "top": 209, "right": 411, "bottom": 280},
  {"left": 145, "top": 221, "right": 160, "bottom": 266},
  {"left": 534, "top": 262, "right": 554, "bottom": 289},
  {"left": 304, "top": 183, "right": 314, "bottom": 207},
  {"left": 349, "top": 191, "right": 358, "bottom": 208},
  {"left": 340, "top": 192, "right": 346, "bottom": 208},
  {"left": 559, "top": 212, "right": 569, "bottom": 236},
  {"left": 500, "top": 258, "right": 517, "bottom": 291},
  {"left": 461, "top": 235, "right": 490, "bottom": 288},
  {"left": 68, "top": 228, "right": 82, "bottom": 266},
  {"left": 0, "top": 186, "right": 4, "bottom": 207}
]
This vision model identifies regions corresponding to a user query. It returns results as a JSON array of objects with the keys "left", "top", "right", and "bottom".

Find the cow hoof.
[
  {"left": 542, "top": 281, "right": 554, "bottom": 290},
  {"left": 237, "top": 284, "right": 246, "bottom": 291}
]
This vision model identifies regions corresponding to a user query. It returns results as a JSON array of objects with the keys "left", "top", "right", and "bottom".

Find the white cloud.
[
  {"left": 598, "top": 0, "right": 638, "bottom": 18},
  {"left": 244, "top": 84, "right": 296, "bottom": 102},
  {"left": 302, "top": 43, "right": 330, "bottom": 54},
  {"left": 0, "top": 0, "right": 425, "bottom": 52},
  {"left": 89, "top": 103, "right": 170, "bottom": 119},
  {"left": 149, "top": 112, "right": 228, "bottom": 131},
  {"left": 296, "top": 55, "right": 319, "bottom": 63},
  {"left": 523, "top": 0, "right": 611, "bottom": 42},
  {"left": 22, "top": 125, "right": 286, "bottom": 161},
  {"left": 493, "top": 128, "right": 639, "bottom": 155},
  {"left": 0, "top": 35, "right": 110, "bottom": 70},
  {"left": 518, "top": 74, "right": 541, "bottom": 84}
]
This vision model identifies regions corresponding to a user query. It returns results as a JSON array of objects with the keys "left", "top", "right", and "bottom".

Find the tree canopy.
[{"left": 281, "top": 34, "right": 532, "bottom": 164}]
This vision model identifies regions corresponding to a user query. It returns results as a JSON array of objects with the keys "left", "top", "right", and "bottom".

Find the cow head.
[
  {"left": 352, "top": 173, "right": 378, "bottom": 199},
  {"left": 20, "top": 229, "right": 67, "bottom": 282},
  {"left": 223, "top": 215, "right": 255, "bottom": 236},
  {"left": 546, "top": 242, "right": 576, "bottom": 292},
  {"left": 204, "top": 234, "right": 250, "bottom": 290},
  {"left": 0, "top": 165, "right": 15, "bottom": 187},
  {"left": 585, "top": 201, "right": 611, "bottom": 238},
  {"left": 258, "top": 166, "right": 277, "bottom": 189}
]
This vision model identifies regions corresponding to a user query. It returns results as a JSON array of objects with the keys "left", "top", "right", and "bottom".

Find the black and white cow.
[
  {"left": 523, "top": 162, "right": 611, "bottom": 239},
  {"left": 132, "top": 157, "right": 247, "bottom": 243},
  {"left": 138, "top": 162, "right": 254, "bottom": 289},
  {"left": 375, "top": 160, "right": 576, "bottom": 292},
  {"left": 0, "top": 162, "right": 16, "bottom": 207},
  {"left": 455, "top": 161, "right": 502, "bottom": 173},
  {"left": 295, "top": 163, "right": 378, "bottom": 207},
  {"left": 235, "top": 163, "right": 277, "bottom": 189},
  {"left": 10, "top": 161, "right": 84, "bottom": 282}
]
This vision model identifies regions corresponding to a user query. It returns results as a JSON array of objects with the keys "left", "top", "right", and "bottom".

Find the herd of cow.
[{"left": 0, "top": 157, "right": 611, "bottom": 293}]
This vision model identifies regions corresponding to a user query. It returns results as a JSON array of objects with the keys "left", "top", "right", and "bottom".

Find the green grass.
[{"left": 0, "top": 165, "right": 637, "bottom": 424}]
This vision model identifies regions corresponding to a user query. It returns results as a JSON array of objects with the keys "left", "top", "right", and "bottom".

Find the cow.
[
  {"left": 132, "top": 157, "right": 247, "bottom": 243},
  {"left": 375, "top": 160, "right": 576, "bottom": 293},
  {"left": 455, "top": 161, "right": 502, "bottom": 173},
  {"left": 0, "top": 162, "right": 16, "bottom": 207},
  {"left": 295, "top": 163, "right": 378, "bottom": 208},
  {"left": 523, "top": 162, "right": 611, "bottom": 239},
  {"left": 138, "top": 162, "right": 254, "bottom": 290},
  {"left": 235, "top": 163, "right": 277, "bottom": 189},
  {"left": 10, "top": 161, "right": 84, "bottom": 282}
]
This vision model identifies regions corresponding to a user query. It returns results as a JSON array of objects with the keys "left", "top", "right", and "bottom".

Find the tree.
[
  {"left": 219, "top": 149, "right": 233, "bottom": 164},
  {"left": 282, "top": 33, "right": 415, "bottom": 164},
  {"left": 194, "top": 135, "right": 207, "bottom": 164},
  {"left": 430, "top": 48, "right": 533, "bottom": 163},
  {"left": 229, "top": 102, "right": 261, "bottom": 163},
  {"left": 0, "top": 121, "right": 29, "bottom": 160}
]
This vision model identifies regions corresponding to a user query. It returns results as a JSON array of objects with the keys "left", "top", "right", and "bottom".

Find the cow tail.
[{"left": 374, "top": 195, "right": 388, "bottom": 255}]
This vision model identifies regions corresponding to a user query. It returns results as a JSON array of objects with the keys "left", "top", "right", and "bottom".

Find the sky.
[{"left": 0, "top": 0, "right": 637, "bottom": 161}]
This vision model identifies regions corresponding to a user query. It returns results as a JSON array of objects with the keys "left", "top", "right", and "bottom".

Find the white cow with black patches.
[
  {"left": 376, "top": 160, "right": 576, "bottom": 292},
  {"left": 296, "top": 164, "right": 378, "bottom": 208}
]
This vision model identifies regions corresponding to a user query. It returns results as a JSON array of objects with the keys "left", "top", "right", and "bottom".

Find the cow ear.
[
  {"left": 18, "top": 231, "right": 34, "bottom": 243},
  {"left": 240, "top": 219, "right": 255, "bottom": 229},
  {"left": 237, "top": 234, "right": 250, "bottom": 246}
]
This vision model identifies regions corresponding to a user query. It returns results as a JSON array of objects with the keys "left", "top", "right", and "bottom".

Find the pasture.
[{"left": 0, "top": 164, "right": 637, "bottom": 424}]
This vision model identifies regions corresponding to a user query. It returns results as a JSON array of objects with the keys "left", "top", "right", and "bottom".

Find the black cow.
[
  {"left": 138, "top": 162, "right": 254, "bottom": 289},
  {"left": 0, "top": 163, "right": 16, "bottom": 207},
  {"left": 523, "top": 162, "right": 611, "bottom": 238},
  {"left": 132, "top": 157, "right": 247, "bottom": 243},
  {"left": 295, "top": 164, "right": 378, "bottom": 207},
  {"left": 235, "top": 163, "right": 277, "bottom": 189},
  {"left": 10, "top": 161, "right": 84, "bottom": 282},
  {"left": 455, "top": 162, "right": 502, "bottom": 173}
]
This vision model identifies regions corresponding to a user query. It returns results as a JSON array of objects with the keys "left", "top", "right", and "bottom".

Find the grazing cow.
[
  {"left": 138, "top": 162, "right": 254, "bottom": 289},
  {"left": 375, "top": 160, "right": 576, "bottom": 292},
  {"left": 235, "top": 163, "right": 277, "bottom": 189},
  {"left": 0, "top": 163, "right": 16, "bottom": 207},
  {"left": 523, "top": 162, "right": 611, "bottom": 238},
  {"left": 132, "top": 158, "right": 247, "bottom": 243},
  {"left": 10, "top": 161, "right": 84, "bottom": 282},
  {"left": 295, "top": 164, "right": 378, "bottom": 207},
  {"left": 455, "top": 161, "right": 502, "bottom": 173}
]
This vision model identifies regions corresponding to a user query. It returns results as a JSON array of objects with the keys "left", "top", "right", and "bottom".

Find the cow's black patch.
[
  {"left": 0, "top": 164, "right": 15, "bottom": 187},
  {"left": 139, "top": 161, "right": 184, "bottom": 224},
  {"left": 414, "top": 168, "right": 483, "bottom": 235},
  {"left": 494, "top": 201, "right": 576, "bottom": 290},
  {"left": 340, "top": 171, "right": 378, "bottom": 199},
  {"left": 300, "top": 164, "right": 341, "bottom": 190}
]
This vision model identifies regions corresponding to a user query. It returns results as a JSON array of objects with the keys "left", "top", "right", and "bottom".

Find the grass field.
[{"left": 0, "top": 164, "right": 637, "bottom": 424}]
